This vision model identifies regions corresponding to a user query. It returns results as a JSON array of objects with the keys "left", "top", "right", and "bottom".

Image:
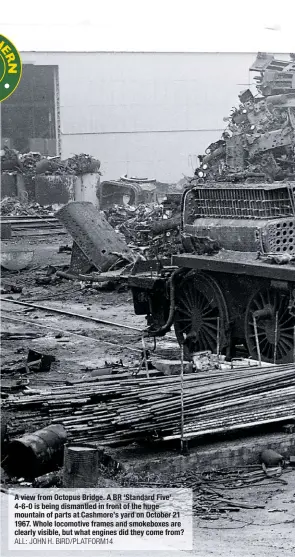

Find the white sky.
[{"left": 1, "top": 0, "right": 295, "bottom": 52}]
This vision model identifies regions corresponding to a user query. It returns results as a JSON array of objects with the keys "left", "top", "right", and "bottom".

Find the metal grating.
[
  {"left": 190, "top": 185, "right": 295, "bottom": 220},
  {"left": 264, "top": 219, "right": 295, "bottom": 253}
]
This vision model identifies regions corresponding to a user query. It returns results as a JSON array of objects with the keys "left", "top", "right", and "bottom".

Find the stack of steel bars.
[{"left": 3, "top": 363, "right": 295, "bottom": 446}]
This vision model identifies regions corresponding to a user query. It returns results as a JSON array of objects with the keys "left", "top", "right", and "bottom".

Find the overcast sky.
[{"left": 1, "top": 0, "right": 295, "bottom": 52}]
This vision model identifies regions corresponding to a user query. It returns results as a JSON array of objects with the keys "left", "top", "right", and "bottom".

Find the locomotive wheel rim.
[
  {"left": 174, "top": 272, "right": 229, "bottom": 354},
  {"left": 245, "top": 287, "right": 295, "bottom": 364}
]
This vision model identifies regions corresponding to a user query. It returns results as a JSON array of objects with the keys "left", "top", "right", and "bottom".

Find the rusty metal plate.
[{"left": 57, "top": 202, "right": 132, "bottom": 272}]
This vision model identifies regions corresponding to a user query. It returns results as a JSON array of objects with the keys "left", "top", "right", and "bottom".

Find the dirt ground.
[
  {"left": 1, "top": 237, "right": 142, "bottom": 377},
  {"left": 1, "top": 234, "right": 182, "bottom": 392},
  {"left": 1, "top": 236, "right": 295, "bottom": 555},
  {"left": 1, "top": 473, "right": 295, "bottom": 556}
]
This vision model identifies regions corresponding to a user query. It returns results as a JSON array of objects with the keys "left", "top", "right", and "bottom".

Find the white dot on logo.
[{"left": 4, "top": 83, "right": 10, "bottom": 89}]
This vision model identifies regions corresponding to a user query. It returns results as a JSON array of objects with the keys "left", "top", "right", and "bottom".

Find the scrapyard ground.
[
  {"left": 1, "top": 236, "right": 295, "bottom": 556},
  {"left": 1, "top": 234, "right": 149, "bottom": 380},
  {"left": 1, "top": 476, "right": 295, "bottom": 557}
]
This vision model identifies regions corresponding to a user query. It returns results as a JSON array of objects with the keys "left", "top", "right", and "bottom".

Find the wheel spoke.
[
  {"left": 281, "top": 316, "right": 295, "bottom": 327},
  {"left": 176, "top": 307, "right": 191, "bottom": 316},
  {"left": 178, "top": 325, "right": 190, "bottom": 335},
  {"left": 246, "top": 287, "right": 294, "bottom": 364},
  {"left": 277, "top": 345, "right": 284, "bottom": 359},
  {"left": 277, "top": 342, "right": 288, "bottom": 357},
  {"left": 200, "top": 297, "right": 213, "bottom": 312},
  {"left": 174, "top": 274, "right": 228, "bottom": 356},
  {"left": 202, "top": 321, "right": 218, "bottom": 333},
  {"left": 280, "top": 332, "right": 294, "bottom": 339},
  {"left": 180, "top": 292, "right": 192, "bottom": 311},
  {"left": 181, "top": 287, "right": 193, "bottom": 308},
  {"left": 259, "top": 292, "right": 268, "bottom": 308},
  {"left": 202, "top": 327, "right": 218, "bottom": 345},
  {"left": 188, "top": 284, "right": 197, "bottom": 309},
  {"left": 259, "top": 337, "right": 269, "bottom": 351},
  {"left": 198, "top": 329, "right": 207, "bottom": 350},
  {"left": 176, "top": 319, "right": 192, "bottom": 326},
  {"left": 252, "top": 299, "right": 262, "bottom": 310},
  {"left": 280, "top": 324, "right": 294, "bottom": 331},
  {"left": 201, "top": 331, "right": 215, "bottom": 351},
  {"left": 279, "top": 336, "right": 293, "bottom": 350}
]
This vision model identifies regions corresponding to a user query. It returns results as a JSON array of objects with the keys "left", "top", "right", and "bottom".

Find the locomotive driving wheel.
[
  {"left": 174, "top": 272, "right": 229, "bottom": 358},
  {"left": 245, "top": 286, "right": 295, "bottom": 364}
]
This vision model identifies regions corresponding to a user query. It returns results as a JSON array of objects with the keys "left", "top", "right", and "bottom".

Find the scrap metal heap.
[
  {"left": 1, "top": 149, "right": 101, "bottom": 176},
  {"left": 195, "top": 53, "right": 295, "bottom": 183},
  {"left": 103, "top": 193, "right": 182, "bottom": 258},
  {"left": 129, "top": 53, "right": 295, "bottom": 366}
]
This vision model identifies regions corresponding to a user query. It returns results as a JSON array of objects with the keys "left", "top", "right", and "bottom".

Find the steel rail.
[
  {"left": 0, "top": 297, "right": 144, "bottom": 333},
  {"left": 1, "top": 313, "right": 142, "bottom": 353}
]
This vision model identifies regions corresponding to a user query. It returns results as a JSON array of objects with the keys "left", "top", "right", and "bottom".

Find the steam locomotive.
[{"left": 129, "top": 53, "right": 295, "bottom": 364}]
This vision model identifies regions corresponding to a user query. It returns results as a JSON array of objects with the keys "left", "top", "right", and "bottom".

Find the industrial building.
[{"left": 1, "top": 51, "right": 254, "bottom": 182}]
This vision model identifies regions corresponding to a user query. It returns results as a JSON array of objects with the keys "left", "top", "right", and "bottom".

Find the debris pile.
[
  {"left": 195, "top": 53, "right": 295, "bottom": 182},
  {"left": 34, "top": 153, "right": 101, "bottom": 176},
  {"left": 35, "top": 157, "right": 70, "bottom": 175},
  {"left": 65, "top": 153, "right": 101, "bottom": 175},
  {"left": 0, "top": 146, "right": 22, "bottom": 172},
  {"left": 1, "top": 149, "right": 101, "bottom": 177},
  {"left": 19, "top": 152, "right": 42, "bottom": 172},
  {"left": 104, "top": 196, "right": 182, "bottom": 258},
  {"left": 0, "top": 197, "right": 55, "bottom": 217},
  {"left": 122, "top": 466, "right": 290, "bottom": 516},
  {"left": 3, "top": 364, "right": 295, "bottom": 447}
]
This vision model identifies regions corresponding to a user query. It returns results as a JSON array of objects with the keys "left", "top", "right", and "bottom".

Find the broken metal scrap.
[
  {"left": 195, "top": 53, "right": 295, "bottom": 183},
  {"left": 103, "top": 196, "right": 182, "bottom": 259}
]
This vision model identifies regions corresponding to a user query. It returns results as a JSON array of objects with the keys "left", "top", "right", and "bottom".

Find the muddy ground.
[{"left": 1, "top": 235, "right": 295, "bottom": 556}]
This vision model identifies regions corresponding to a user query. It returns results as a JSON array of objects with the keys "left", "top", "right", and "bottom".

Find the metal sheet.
[
  {"left": 172, "top": 252, "right": 295, "bottom": 281},
  {"left": 57, "top": 201, "right": 132, "bottom": 272}
]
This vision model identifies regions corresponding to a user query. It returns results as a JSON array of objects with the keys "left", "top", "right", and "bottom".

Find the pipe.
[
  {"left": 202, "top": 146, "right": 225, "bottom": 164},
  {"left": 253, "top": 316, "right": 262, "bottom": 367},
  {"left": 1, "top": 313, "right": 142, "bottom": 354},
  {"left": 274, "top": 312, "right": 279, "bottom": 365},
  {"left": 55, "top": 270, "right": 121, "bottom": 283},
  {"left": 141, "top": 336, "right": 150, "bottom": 378},
  {"left": 145, "top": 268, "right": 184, "bottom": 337},
  {"left": 253, "top": 306, "right": 273, "bottom": 320},
  {"left": 150, "top": 214, "right": 181, "bottom": 234},
  {"left": 0, "top": 297, "right": 142, "bottom": 332},
  {"left": 266, "top": 94, "right": 287, "bottom": 105}
]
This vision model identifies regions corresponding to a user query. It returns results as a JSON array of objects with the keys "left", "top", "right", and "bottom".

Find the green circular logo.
[{"left": 0, "top": 34, "right": 22, "bottom": 102}]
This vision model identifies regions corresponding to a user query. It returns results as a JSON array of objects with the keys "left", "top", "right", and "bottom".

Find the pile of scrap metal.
[
  {"left": 0, "top": 149, "right": 101, "bottom": 177},
  {"left": 103, "top": 192, "right": 183, "bottom": 258},
  {"left": 195, "top": 53, "right": 295, "bottom": 183},
  {"left": 34, "top": 152, "right": 101, "bottom": 176},
  {"left": 0, "top": 197, "right": 55, "bottom": 217},
  {"left": 0, "top": 146, "right": 23, "bottom": 172},
  {"left": 55, "top": 193, "right": 183, "bottom": 276}
]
